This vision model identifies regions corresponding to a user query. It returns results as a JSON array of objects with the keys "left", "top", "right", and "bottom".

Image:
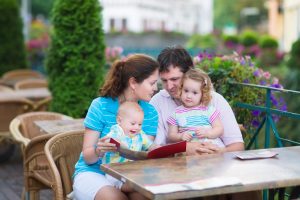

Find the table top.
[
  {"left": 101, "top": 146, "right": 300, "bottom": 200},
  {"left": 34, "top": 119, "right": 85, "bottom": 134},
  {"left": 0, "top": 88, "right": 51, "bottom": 101}
]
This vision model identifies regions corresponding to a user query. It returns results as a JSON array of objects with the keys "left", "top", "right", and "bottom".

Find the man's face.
[{"left": 160, "top": 66, "right": 184, "bottom": 99}]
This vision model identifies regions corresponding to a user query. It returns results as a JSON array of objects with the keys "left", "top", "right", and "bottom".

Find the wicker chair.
[
  {"left": 0, "top": 85, "right": 14, "bottom": 92},
  {"left": 14, "top": 79, "right": 48, "bottom": 90},
  {"left": 33, "top": 96, "right": 53, "bottom": 111},
  {"left": 9, "top": 112, "right": 73, "bottom": 200},
  {"left": 2, "top": 69, "right": 44, "bottom": 80},
  {"left": 44, "top": 130, "right": 84, "bottom": 200},
  {"left": 0, "top": 98, "right": 34, "bottom": 163},
  {"left": 13, "top": 79, "right": 51, "bottom": 111}
]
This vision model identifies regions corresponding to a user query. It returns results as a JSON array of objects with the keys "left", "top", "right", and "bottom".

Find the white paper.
[
  {"left": 144, "top": 177, "right": 242, "bottom": 194},
  {"left": 235, "top": 150, "right": 278, "bottom": 160}
]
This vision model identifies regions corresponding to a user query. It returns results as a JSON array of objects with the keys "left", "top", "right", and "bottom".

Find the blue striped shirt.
[
  {"left": 102, "top": 124, "right": 153, "bottom": 164},
  {"left": 74, "top": 97, "right": 158, "bottom": 176}
]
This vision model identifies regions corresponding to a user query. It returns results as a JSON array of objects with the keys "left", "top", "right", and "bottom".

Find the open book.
[{"left": 109, "top": 138, "right": 186, "bottom": 160}]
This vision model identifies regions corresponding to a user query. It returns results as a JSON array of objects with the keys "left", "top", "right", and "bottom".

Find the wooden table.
[
  {"left": 34, "top": 119, "right": 84, "bottom": 134},
  {"left": 101, "top": 146, "right": 300, "bottom": 200},
  {"left": 0, "top": 78, "right": 45, "bottom": 88},
  {"left": 0, "top": 88, "right": 51, "bottom": 101}
]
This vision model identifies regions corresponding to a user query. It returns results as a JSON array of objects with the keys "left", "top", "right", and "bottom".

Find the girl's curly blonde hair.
[{"left": 180, "top": 68, "right": 213, "bottom": 106}]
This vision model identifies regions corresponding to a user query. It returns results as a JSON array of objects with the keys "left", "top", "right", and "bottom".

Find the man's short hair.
[{"left": 157, "top": 46, "right": 194, "bottom": 73}]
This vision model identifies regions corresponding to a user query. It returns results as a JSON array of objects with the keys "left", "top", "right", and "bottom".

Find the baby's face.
[{"left": 118, "top": 111, "right": 144, "bottom": 136}]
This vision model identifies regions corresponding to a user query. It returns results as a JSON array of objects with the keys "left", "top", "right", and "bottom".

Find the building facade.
[
  {"left": 99, "top": 0, "right": 213, "bottom": 35},
  {"left": 268, "top": 0, "right": 300, "bottom": 51}
]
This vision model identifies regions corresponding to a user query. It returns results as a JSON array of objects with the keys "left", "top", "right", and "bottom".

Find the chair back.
[
  {"left": 45, "top": 130, "right": 84, "bottom": 200},
  {"left": 0, "top": 98, "right": 34, "bottom": 132},
  {"left": 15, "top": 79, "right": 48, "bottom": 90},
  {"left": 0, "top": 85, "right": 14, "bottom": 92},
  {"left": 9, "top": 111, "right": 72, "bottom": 146},
  {"left": 2, "top": 69, "right": 44, "bottom": 80}
]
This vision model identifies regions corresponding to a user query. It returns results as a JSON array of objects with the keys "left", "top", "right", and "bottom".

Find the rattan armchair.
[
  {"left": 14, "top": 79, "right": 48, "bottom": 90},
  {"left": 0, "top": 85, "right": 14, "bottom": 92},
  {"left": 33, "top": 96, "right": 52, "bottom": 111},
  {"left": 9, "top": 112, "right": 73, "bottom": 200},
  {"left": 0, "top": 98, "right": 34, "bottom": 163},
  {"left": 44, "top": 130, "right": 84, "bottom": 200}
]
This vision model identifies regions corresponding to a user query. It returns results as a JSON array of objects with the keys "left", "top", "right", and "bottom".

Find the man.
[
  {"left": 150, "top": 46, "right": 244, "bottom": 154},
  {"left": 150, "top": 46, "right": 261, "bottom": 200}
]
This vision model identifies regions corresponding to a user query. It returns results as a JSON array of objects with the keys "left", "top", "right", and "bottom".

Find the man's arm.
[
  {"left": 212, "top": 92, "right": 244, "bottom": 146},
  {"left": 225, "top": 142, "right": 244, "bottom": 152}
]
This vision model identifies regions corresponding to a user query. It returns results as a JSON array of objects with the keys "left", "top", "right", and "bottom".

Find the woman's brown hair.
[
  {"left": 100, "top": 54, "right": 159, "bottom": 98},
  {"left": 180, "top": 68, "right": 212, "bottom": 106}
]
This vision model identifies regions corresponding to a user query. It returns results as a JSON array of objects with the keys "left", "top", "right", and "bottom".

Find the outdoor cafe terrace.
[{"left": 0, "top": 68, "right": 300, "bottom": 200}]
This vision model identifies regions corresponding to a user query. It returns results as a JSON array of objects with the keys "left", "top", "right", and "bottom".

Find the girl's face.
[
  {"left": 133, "top": 69, "right": 159, "bottom": 101},
  {"left": 181, "top": 78, "right": 202, "bottom": 108}
]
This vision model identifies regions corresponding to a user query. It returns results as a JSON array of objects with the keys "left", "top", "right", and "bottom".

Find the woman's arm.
[{"left": 82, "top": 128, "right": 116, "bottom": 164}]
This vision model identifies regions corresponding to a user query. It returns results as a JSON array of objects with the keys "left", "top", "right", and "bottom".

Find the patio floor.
[{"left": 0, "top": 145, "right": 52, "bottom": 200}]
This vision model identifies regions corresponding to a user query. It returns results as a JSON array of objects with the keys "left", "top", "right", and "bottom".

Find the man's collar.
[{"left": 160, "top": 89, "right": 171, "bottom": 98}]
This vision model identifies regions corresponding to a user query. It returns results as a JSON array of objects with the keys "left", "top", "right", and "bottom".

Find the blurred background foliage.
[
  {"left": 0, "top": 0, "right": 27, "bottom": 75},
  {"left": 45, "top": 0, "right": 105, "bottom": 118},
  {"left": 214, "top": 0, "right": 268, "bottom": 30},
  {"left": 1, "top": 0, "right": 299, "bottom": 143}
]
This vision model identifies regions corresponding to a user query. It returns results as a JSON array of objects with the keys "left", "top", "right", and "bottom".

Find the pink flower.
[{"left": 263, "top": 71, "right": 271, "bottom": 80}]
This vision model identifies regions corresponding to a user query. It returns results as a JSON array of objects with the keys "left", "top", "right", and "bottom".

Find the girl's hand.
[
  {"left": 195, "top": 127, "right": 210, "bottom": 138},
  {"left": 181, "top": 132, "right": 193, "bottom": 141},
  {"left": 95, "top": 136, "right": 117, "bottom": 157}
]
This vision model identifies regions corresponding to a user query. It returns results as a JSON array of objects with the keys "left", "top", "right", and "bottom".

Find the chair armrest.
[{"left": 9, "top": 118, "right": 30, "bottom": 146}]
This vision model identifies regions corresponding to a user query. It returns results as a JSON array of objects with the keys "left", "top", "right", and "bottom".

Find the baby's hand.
[
  {"left": 195, "top": 128, "right": 210, "bottom": 138},
  {"left": 181, "top": 132, "right": 193, "bottom": 141}
]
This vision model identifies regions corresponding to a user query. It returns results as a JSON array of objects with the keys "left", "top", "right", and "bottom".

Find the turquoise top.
[{"left": 74, "top": 97, "right": 158, "bottom": 176}]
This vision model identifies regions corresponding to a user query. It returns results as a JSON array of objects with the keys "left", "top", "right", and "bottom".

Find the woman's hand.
[
  {"left": 95, "top": 136, "right": 118, "bottom": 157},
  {"left": 83, "top": 128, "right": 118, "bottom": 164}
]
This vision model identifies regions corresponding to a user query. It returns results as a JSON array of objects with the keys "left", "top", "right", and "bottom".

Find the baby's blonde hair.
[
  {"left": 180, "top": 68, "right": 212, "bottom": 106},
  {"left": 117, "top": 101, "right": 144, "bottom": 118}
]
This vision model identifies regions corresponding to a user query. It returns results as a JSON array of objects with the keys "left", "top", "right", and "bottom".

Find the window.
[
  {"left": 110, "top": 18, "right": 115, "bottom": 32},
  {"left": 122, "top": 18, "right": 127, "bottom": 32}
]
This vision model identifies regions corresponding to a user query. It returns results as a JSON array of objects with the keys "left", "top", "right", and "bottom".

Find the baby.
[{"left": 102, "top": 101, "right": 156, "bottom": 190}]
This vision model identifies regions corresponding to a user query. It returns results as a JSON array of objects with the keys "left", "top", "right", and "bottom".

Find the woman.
[{"left": 73, "top": 54, "right": 159, "bottom": 200}]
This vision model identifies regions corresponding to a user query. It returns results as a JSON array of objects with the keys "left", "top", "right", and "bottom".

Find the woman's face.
[{"left": 134, "top": 69, "right": 159, "bottom": 101}]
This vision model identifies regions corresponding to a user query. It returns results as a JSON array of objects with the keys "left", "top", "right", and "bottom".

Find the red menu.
[{"left": 109, "top": 138, "right": 186, "bottom": 160}]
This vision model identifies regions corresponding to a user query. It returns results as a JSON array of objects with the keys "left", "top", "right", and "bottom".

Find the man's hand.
[{"left": 186, "top": 142, "right": 225, "bottom": 156}]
